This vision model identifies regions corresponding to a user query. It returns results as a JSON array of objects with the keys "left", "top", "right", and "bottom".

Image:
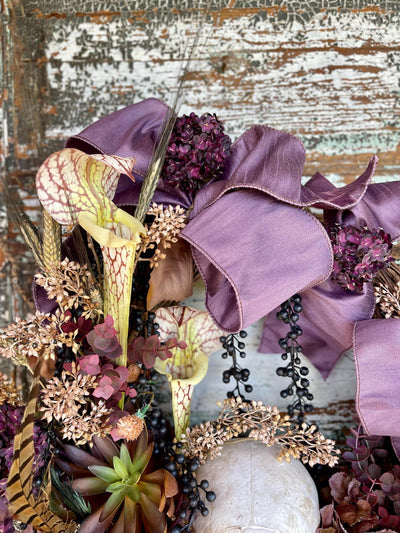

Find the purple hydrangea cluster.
[
  {"left": 0, "top": 495, "right": 13, "bottom": 533},
  {"left": 162, "top": 112, "right": 232, "bottom": 195},
  {"left": 330, "top": 224, "right": 394, "bottom": 291},
  {"left": 0, "top": 402, "right": 48, "bottom": 499}
]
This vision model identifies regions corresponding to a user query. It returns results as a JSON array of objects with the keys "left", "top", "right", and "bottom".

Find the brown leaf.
[
  {"left": 147, "top": 239, "right": 193, "bottom": 310},
  {"left": 355, "top": 499, "right": 372, "bottom": 521},
  {"left": 320, "top": 503, "right": 335, "bottom": 527},
  {"left": 337, "top": 502, "right": 357, "bottom": 525},
  {"left": 352, "top": 516, "right": 379, "bottom": 533}
]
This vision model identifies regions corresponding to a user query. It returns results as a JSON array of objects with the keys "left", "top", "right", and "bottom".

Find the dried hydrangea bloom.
[
  {"left": 330, "top": 225, "right": 393, "bottom": 291},
  {"left": 162, "top": 112, "right": 231, "bottom": 195}
]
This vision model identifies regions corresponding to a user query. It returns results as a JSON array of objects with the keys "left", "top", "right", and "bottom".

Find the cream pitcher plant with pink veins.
[
  {"left": 36, "top": 148, "right": 146, "bottom": 367},
  {"left": 155, "top": 306, "right": 225, "bottom": 440}
]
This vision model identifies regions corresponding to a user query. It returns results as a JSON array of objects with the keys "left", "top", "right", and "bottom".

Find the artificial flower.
[
  {"left": 154, "top": 306, "right": 225, "bottom": 440},
  {"left": 36, "top": 148, "right": 146, "bottom": 366},
  {"left": 161, "top": 112, "right": 231, "bottom": 195}
]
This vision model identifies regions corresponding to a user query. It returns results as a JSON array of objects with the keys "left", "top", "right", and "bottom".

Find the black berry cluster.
[
  {"left": 276, "top": 294, "right": 314, "bottom": 424},
  {"left": 138, "top": 376, "right": 215, "bottom": 533},
  {"left": 54, "top": 345, "right": 75, "bottom": 378},
  {"left": 166, "top": 445, "right": 215, "bottom": 533},
  {"left": 220, "top": 331, "right": 252, "bottom": 399}
]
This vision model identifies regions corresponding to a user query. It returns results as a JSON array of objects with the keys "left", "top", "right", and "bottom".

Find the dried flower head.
[
  {"left": 181, "top": 397, "right": 339, "bottom": 467},
  {"left": 115, "top": 414, "right": 145, "bottom": 441},
  {"left": 330, "top": 225, "right": 393, "bottom": 291},
  {"left": 138, "top": 203, "right": 187, "bottom": 268},
  {"left": 0, "top": 309, "right": 79, "bottom": 366},
  {"left": 35, "top": 257, "right": 103, "bottom": 319},
  {"left": 373, "top": 262, "right": 400, "bottom": 318},
  {"left": 40, "top": 363, "right": 112, "bottom": 445},
  {"left": 162, "top": 112, "right": 231, "bottom": 195}
]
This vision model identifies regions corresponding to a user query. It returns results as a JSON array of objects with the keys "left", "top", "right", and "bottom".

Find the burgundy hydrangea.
[
  {"left": 0, "top": 403, "right": 48, "bottom": 489},
  {"left": 0, "top": 403, "right": 48, "bottom": 532},
  {"left": 330, "top": 225, "right": 394, "bottom": 291},
  {"left": 162, "top": 112, "right": 231, "bottom": 195},
  {"left": 0, "top": 495, "right": 14, "bottom": 533}
]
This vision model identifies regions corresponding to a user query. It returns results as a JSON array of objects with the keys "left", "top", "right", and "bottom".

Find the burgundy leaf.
[
  {"left": 143, "top": 352, "right": 156, "bottom": 369},
  {"left": 367, "top": 463, "right": 381, "bottom": 480},
  {"left": 79, "top": 354, "right": 101, "bottom": 375}
]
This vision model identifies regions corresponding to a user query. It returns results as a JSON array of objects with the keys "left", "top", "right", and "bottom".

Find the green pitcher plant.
[
  {"left": 154, "top": 306, "right": 225, "bottom": 440},
  {"left": 36, "top": 148, "right": 146, "bottom": 366}
]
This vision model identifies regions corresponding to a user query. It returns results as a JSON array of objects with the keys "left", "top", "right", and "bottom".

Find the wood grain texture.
[{"left": 1, "top": 0, "right": 400, "bottom": 436}]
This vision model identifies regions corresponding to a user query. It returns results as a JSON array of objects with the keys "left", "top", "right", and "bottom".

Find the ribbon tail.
[{"left": 354, "top": 318, "right": 400, "bottom": 437}]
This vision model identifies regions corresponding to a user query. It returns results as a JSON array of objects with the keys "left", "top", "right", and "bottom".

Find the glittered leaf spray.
[
  {"left": 155, "top": 306, "right": 224, "bottom": 440},
  {"left": 36, "top": 148, "right": 146, "bottom": 366}
]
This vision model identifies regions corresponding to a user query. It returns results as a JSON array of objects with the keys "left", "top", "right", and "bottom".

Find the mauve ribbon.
[
  {"left": 259, "top": 175, "right": 400, "bottom": 377},
  {"left": 65, "top": 98, "right": 193, "bottom": 210},
  {"left": 37, "top": 98, "right": 400, "bottom": 379},
  {"left": 180, "top": 124, "right": 399, "bottom": 377},
  {"left": 354, "top": 319, "right": 400, "bottom": 437}
]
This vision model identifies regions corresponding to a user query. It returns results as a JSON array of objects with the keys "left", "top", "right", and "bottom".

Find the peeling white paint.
[{"left": 43, "top": 9, "right": 400, "bottom": 159}]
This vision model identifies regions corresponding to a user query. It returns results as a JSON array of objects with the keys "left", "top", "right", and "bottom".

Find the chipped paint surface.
[{"left": 1, "top": 1, "right": 400, "bottom": 435}]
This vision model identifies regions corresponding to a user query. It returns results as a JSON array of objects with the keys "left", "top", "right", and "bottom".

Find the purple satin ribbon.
[
  {"left": 36, "top": 99, "right": 400, "bottom": 393},
  {"left": 355, "top": 319, "right": 400, "bottom": 438}
]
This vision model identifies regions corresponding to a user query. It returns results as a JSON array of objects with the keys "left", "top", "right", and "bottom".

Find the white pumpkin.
[{"left": 192, "top": 439, "right": 320, "bottom": 533}]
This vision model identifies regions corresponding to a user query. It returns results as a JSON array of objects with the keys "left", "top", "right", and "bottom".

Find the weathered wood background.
[{"left": 1, "top": 0, "right": 400, "bottom": 439}]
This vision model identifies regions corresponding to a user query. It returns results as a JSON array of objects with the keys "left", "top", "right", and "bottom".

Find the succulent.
[
  {"left": 330, "top": 224, "right": 393, "bottom": 291},
  {"left": 58, "top": 428, "right": 178, "bottom": 532}
]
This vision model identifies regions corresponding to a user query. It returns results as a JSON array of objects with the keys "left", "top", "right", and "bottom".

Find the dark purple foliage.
[
  {"left": 330, "top": 225, "right": 393, "bottom": 291},
  {"left": 0, "top": 495, "right": 14, "bottom": 533},
  {"left": 0, "top": 402, "right": 48, "bottom": 532},
  {"left": 162, "top": 112, "right": 231, "bottom": 195},
  {"left": 0, "top": 403, "right": 47, "bottom": 477}
]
